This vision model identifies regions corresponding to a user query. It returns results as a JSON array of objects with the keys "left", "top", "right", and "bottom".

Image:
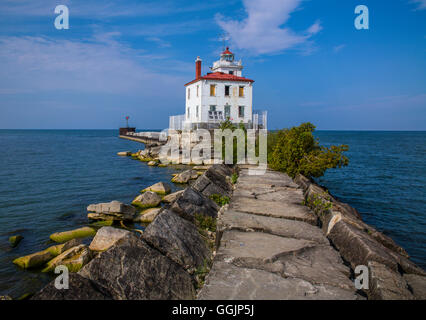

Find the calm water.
[
  {"left": 0, "top": 130, "right": 425, "bottom": 297},
  {"left": 0, "top": 130, "right": 184, "bottom": 298},
  {"left": 315, "top": 131, "right": 426, "bottom": 270}
]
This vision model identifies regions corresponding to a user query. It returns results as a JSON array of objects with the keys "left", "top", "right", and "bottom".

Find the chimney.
[{"left": 195, "top": 56, "right": 202, "bottom": 80}]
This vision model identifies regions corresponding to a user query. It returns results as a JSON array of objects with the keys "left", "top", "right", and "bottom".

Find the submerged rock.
[
  {"left": 131, "top": 191, "right": 161, "bottom": 209},
  {"left": 117, "top": 151, "right": 131, "bottom": 156},
  {"left": 13, "top": 239, "right": 82, "bottom": 269},
  {"left": 161, "top": 190, "right": 184, "bottom": 203},
  {"left": 171, "top": 169, "right": 198, "bottom": 184},
  {"left": 50, "top": 227, "right": 96, "bottom": 243},
  {"left": 9, "top": 235, "right": 24, "bottom": 248},
  {"left": 89, "top": 227, "right": 131, "bottom": 252},
  {"left": 42, "top": 244, "right": 92, "bottom": 273},
  {"left": 141, "top": 182, "right": 171, "bottom": 195},
  {"left": 133, "top": 207, "right": 162, "bottom": 223},
  {"left": 78, "top": 233, "right": 195, "bottom": 299},
  {"left": 87, "top": 200, "right": 136, "bottom": 221}
]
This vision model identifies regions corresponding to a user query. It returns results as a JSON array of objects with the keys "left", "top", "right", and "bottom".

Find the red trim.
[
  {"left": 184, "top": 72, "right": 254, "bottom": 86},
  {"left": 222, "top": 47, "right": 233, "bottom": 55}
]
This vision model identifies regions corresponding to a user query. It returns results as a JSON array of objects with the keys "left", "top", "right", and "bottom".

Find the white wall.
[{"left": 185, "top": 80, "right": 253, "bottom": 125}]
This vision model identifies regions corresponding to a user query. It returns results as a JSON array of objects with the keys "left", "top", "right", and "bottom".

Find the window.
[
  {"left": 224, "top": 105, "right": 231, "bottom": 118},
  {"left": 210, "top": 105, "right": 216, "bottom": 112},
  {"left": 229, "top": 71, "right": 234, "bottom": 75},
  {"left": 196, "top": 85, "right": 199, "bottom": 97},
  {"left": 239, "top": 86, "right": 244, "bottom": 97},
  {"left": 196, "top": 105, "right": 199, "bottom": 118},
  {"left": 225, "top": 85, "right": 230, "bottom": 96},
  {"left": 238, "top": 106, "right": 244, "bottom": 118},
  {"left": 210, "top": 84, "right": 216, "bottom": 96},
  {"left": 188, "top": 88, "right": 190, "bottom": 99},
  {"left": 187, "top": 107, "right": 190, "bottom": 119}
]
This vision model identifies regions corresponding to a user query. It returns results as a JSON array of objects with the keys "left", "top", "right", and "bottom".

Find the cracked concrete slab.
[
  {"left": 198, "top": 261, "right": 360, "bottom": 300},
  {"left": 219, "top": 210, "right": 328, "bottom": 244},
  {"left": 229, "top": 196, "right": 317, "bottom": 225}
]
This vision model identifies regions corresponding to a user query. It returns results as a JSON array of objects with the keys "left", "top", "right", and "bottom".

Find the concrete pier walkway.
[{"left": 198, "top": 167, "right": 361, "bottom": 300}]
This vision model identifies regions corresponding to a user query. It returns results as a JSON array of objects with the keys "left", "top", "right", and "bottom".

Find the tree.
[{"left": 269, "top": 123, "right": 349, "bottom": 178}]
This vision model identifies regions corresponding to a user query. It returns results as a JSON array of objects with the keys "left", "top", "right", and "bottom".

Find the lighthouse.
[{"left": 182, "top": 47, "right": 254, "bottom": 130}]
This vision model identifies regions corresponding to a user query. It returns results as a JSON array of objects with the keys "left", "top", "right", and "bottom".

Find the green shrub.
[
  {"left": 195, "top": 214, "right": 217, "bottom": 232},
  {"left": 209, "top": 194, "right": 230, "bottom": 207},
  {"left": 269, "top": 123, "right": 349, "bottom": 178},
  {"left": 231, "top": 172, "right": 238, "bottom": 184}
]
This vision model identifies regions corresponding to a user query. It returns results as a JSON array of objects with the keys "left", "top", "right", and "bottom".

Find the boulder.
[
  {"left": 89, "top": 227, "right": 132, "bottom": 252},
  {"left": 170, "top": 187, "right": 219, "bottom": 222},
  {"left": 143, "top": 210, "right": 211, "bottom": 271},
  {"left": 162, "top": 190, "right": 184, "bottom": 203},
  {"left": 327, "top": 220, "right": 400, "bottom": 272},
  {"left": 13, "top": 239, "right": 82, "bottom": 269},
  {"left": 131, "top": 191, "right": 161, "bottom": 209},
  {"left": 0, "top": 296, "right": 12, "bottom": 300},
  {"left": 403, "top": 273, "right": 426, "bottom": 299},
  {"left": 31, "top": 273, "right": 112, "bottom": 300},
  {"left": 87, "top": 200, "right": 136, "bottom": 221},
  {"left": 79, "top": 233, "right": 195, "bottom": 299},
  {"left": 42, "top": 244, "right": 92, "bottom": 273},
  {"left": 171, "top": 169, "right": 198, "bottom": 184},
  {"left": 9, "top": 235, "right": 24, "bottom": 247},
  {"left": 367, "top": 261, "right": 413, "bottom": 300},
  {"left": 50, "top": 227, "right": 96, "bottom": 243},
  {"left": 192, "top": 164, "right": 233, "bottom": 197},
  {"left": 141, "top": 182, "right": 171, "bottom": 195},
  {"left": 133, "top": 207, "right": 162, "bottom": 223},
  {"left": 147, "top": 160, "right": 158, "bottom": 166},
  {"left": 117, "top": 151, "right": 131, "bottom": 156}
]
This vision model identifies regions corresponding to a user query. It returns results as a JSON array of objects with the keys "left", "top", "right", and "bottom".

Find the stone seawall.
[{"left": 32, "top": 164, "right": 426, "bottom": 300}]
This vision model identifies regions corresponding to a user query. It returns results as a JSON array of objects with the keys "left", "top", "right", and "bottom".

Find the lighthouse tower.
[{"left": 182, "top": 47, "right": 254, "bottom": 129}]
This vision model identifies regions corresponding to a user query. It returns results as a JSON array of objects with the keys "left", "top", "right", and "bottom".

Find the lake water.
[{"left": 0, "top": 130, "right": 425, "bottom": 297}]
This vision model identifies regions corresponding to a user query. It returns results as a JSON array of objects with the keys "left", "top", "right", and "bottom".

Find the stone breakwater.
[{"left": 30, "top": 164, "right": 426, "bottom": 300}]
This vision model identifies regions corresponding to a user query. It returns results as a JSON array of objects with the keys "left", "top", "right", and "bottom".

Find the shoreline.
[{"left": 22, "top": 155, "right": 426, "bottom": 300}]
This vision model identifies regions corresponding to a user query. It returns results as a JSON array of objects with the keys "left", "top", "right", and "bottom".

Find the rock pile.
[{"left": 31, "top": 164, "right": 235, "bottom": 300}]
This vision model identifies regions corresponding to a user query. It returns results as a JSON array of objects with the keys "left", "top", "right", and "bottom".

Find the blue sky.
[{"left": 0, "top": 0, "right": 425, "bottom": 130}]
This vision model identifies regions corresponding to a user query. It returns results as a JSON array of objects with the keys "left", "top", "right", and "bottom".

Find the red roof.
[
  {"left": 185, "top": 72, "right": 254, "bottom": 86},
  {"left": 222, "top": 46, "right": 233, "bottom": 55}
]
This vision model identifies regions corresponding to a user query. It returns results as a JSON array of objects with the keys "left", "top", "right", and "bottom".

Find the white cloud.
[
  {"left": 411, "top": 0, "right": 426, "bottom": 10},
  {"left": 215, "top": 0, "right": 321, "bottom": 55},
  {"left": 0, "top": 34, "right": 185, "bottom": 96},
  {"left": 333, "top": 44, "right": 346, "bottom": 53}
]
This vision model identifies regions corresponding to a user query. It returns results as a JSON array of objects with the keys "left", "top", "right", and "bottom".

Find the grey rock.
[
  {"left": 131, "top": 191, "right": 161, "bottom": 209},
  {"left": 31, "top": 273, "right": 112, "bottom": 300},
  {"left": 79, "top": 233, "right": 195, "bottom": 300},
  {"left": 142, "top": 182, "right": 171, "bottom": 195},
  {"left": 89, "top": 227, "right": 131, "bottom": 252},
  {"left": 162, "top": 190, "right": 185, "bottom": 203},
  {"left": 171, "top": 169, "right": 198, "bottom": 184},
  {"left": 328, "top": 220, "right": 399, "bottom": 272},
  {"left": 367, "top": 261, "right": 413, "bottom": 300},
  {"left": 87, "top": 200, "right": 136, "bottom": 221},
  {"left": 133, "top": 207, "right": 162, "bottom": 223},
  {"left": 143, "top": 209, "right": 210, "bottom": 271},
  {"left": 403, "top": 273, "right": 426, "bottom": 299},
  {"left": 170, "top": 187, "right": 219, "bottom": 222}
]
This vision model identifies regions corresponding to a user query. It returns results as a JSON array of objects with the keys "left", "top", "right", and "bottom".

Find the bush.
[
  {"left": 209, "top": 194, "right": 230, "bottom": 207},
  {"left": 269, "top": 123, "right": 349, "bottom": 178}
]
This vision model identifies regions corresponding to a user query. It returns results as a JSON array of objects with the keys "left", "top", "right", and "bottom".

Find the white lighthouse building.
[{"left": 170, "top": 47, "right": 266, "bottom": 130}]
